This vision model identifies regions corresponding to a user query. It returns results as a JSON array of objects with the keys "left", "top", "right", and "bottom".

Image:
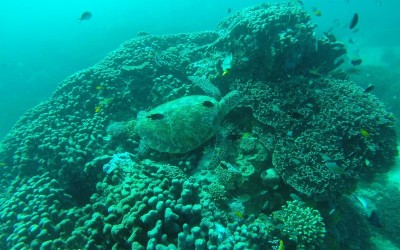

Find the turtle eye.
[{"left": 202, "top": 101, "right": 214, "bottom": 108}]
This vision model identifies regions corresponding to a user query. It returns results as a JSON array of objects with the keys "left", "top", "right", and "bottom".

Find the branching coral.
[{"left": 274, "top": 200, "right": 326, "bottom": 249}]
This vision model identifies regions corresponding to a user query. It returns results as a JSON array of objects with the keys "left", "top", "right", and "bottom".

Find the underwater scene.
[{"left": 1, "top": 0, "right": 400, "bottom": 249}]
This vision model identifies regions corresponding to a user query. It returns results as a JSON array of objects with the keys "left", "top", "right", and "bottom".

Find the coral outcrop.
[{"left": 0, "top": 3, "right": 397, "bottom": 249}]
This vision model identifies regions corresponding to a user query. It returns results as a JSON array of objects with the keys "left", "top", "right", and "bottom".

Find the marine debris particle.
[
  {"left": 202, "top": 100, "right": 215, "bottom": 108},
  {"left": 349, "top": 13, "right": 359, "bottom": 29},
  {"left": 78, "top": 11, "right": 92, "bottom": 21},
  {"left": 146, "top": 113, "right": 164, "bottom": 120}
]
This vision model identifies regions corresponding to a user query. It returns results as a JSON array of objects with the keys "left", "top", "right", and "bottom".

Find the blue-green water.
[{"left": 1, "top": 0, "right": 399, "bottom": 139}]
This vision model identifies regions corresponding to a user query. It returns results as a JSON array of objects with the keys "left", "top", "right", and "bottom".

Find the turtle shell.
[{"left": 135, "top": 95, "right": 221, "bottom": 153}]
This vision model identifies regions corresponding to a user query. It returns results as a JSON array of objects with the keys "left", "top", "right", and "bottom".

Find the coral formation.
[
  {"left": 0, "top": 3, "right": 397, "bottom": 249},
  {"left": 274, "top": 200, "right": 326, "bottom": 249},
  {"left": 237, "top": 78, "right": 397, "bottom": 199}
]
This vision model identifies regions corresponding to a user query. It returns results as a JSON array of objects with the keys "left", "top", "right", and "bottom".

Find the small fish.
[
  {"left": 146, "top": 113, "right": 164, "bottom": 120},
  {"left": 227, "top": 133, "right": 242, "bottom": 141},
  {"left": 348, "top": 38, "right": 357, "bottom": 44},
  {"left": 278, "top": 239, "right": 285, "bottom": 250},
  {"left": 360, "top": 129, "right": 370, "bottom": 138},
  {"left": 314, "top": 10, "right": 322, "bottom": 17},
  {"left": 364, "top": 85, "right": 375, "bottom": 93},
  {"left": 0, "top": 162, "right": 6, "bottom": 167},
  {"left": 227, "top": 8, "right": 232, "bottom": 14},
  {"left": 95, "top": 85, "right": 104, "bottom": 90},
  {"left": 202, "top": 100, "right": 214, "bottom": 108},
  {"left": 351, "top": 59, "right": 362, "bottom": 66},
  {"left": 234, "top": 211, "right": 244, "bottom": 219},
  {"left": 324, "top": 32, "right": 337, "bottom": 42},
  {"left": 236, "top": 194, "right": 252, "bottom": 202},
  {"left": 334, "top": 58, "right": 345, "bottom": 68},
  {"left": 137, "top": 31, "right": 150, "bottom": 37},
  {"left": 312, "top": 7, "right": 322, "bottom": 17},
  {"left": 353, "top": 195, "right": 368, "bottom": 208},
  {"left": 241, "top": 132, "right": 251, "bottom": 139},
  {"left": 291, "top": 0, "right": 304, "bottom": 8},
  {"left": 222, "top": 69, "right": 230, "bottom": 76},
  {"left": 308, "top": 68, "right": 322, "bottom": 77},
  {"left": 369, "top": 210, "right": 382, "bottom": 227},
  {"left": 289, "top": 193, "right": 303, "bottom": 201},
  {"left": 78, "top": 11, "right": 92, "bottom": 21},
  {"left": 95, "top": 105, "right": 102, "bottom": 113},
  {"left": 349, "top": 13, "right": 359, "bottom": 29},
  {"left": 288, "top": 111, "right": 304, "bottom": 119},
  {"left": 261, "top": 200, "right": 270, "bottom": 211},
  {"left": 325, "top": 162, "right": 345, "bottom": 175}
]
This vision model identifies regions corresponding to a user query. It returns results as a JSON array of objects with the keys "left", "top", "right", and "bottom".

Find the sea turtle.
[{"left": 135, "top": 77, "right": 241, "bottom": 154}]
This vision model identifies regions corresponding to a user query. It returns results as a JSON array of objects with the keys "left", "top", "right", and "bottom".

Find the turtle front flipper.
[{"left": 219, "top": 90, "right": 241, "bottom": 117}]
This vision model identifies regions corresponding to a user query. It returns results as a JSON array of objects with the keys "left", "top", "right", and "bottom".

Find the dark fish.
[
  {"left": 364, "top": 85, "right": 375, "bottom": 93},
  {"left": 291, "top": 0, "right": 304, "bottom": 8},
  {"left": 78, "top": 11, "right": 92, "bottom": 21},
  {"left": 227, "top": 133, "right": 242, "bottom": 141},
  {"left": 348, "top": 38, "right": 357, "bottom": 44},
  {"left": 146, "top": 113, "right": 164, "bottom": 120},
  {"left": 349, "top": 13, "right": 359, "bottom": 29},
  {"left": 227, "top": 8, "right": 232, "bottom": 14},
  {"left": 288, "top": 111, "right": 304, "bottom": 119},
  {"left": 368, "top": 210, "right": 382, "bottom": 227},
  {"left": 351, "top": 59, "right": 362, "bottom": 66},
  {"left": 138, "top": 31, "right": 150, "bottom": 37},
  {"left": 202, "top": 100, "right": 214, "bottom": 108}
]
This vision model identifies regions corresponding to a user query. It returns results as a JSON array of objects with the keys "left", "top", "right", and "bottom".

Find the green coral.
[{"left": 274, "top": 200, "right": 326, "bottom": 249}]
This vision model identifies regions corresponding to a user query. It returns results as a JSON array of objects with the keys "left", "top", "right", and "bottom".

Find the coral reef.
[
  {"left": 237, "top": 78, "right": 397, "bottom": 200},
  {"left": 0, "top": 3, "right": 397, "bottom": 249}
]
